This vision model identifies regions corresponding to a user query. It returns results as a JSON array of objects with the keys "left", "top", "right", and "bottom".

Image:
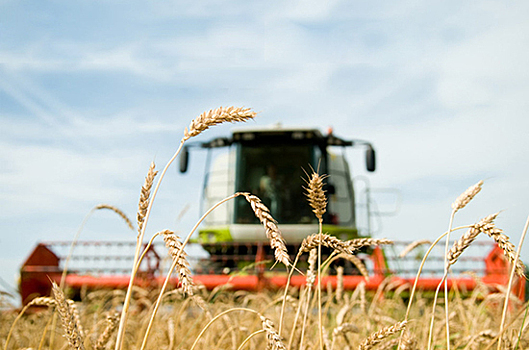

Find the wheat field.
[{"left": 1, "top": 107, "right": 528, "bottom": 350}]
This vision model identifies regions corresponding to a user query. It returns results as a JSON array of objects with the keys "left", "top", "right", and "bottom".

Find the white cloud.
[
  {"left": 438, "top": 20, "right": 529, "bottom": 109},
  {"left": 0, "top": 139, "right": 149, "bottom": 217}
]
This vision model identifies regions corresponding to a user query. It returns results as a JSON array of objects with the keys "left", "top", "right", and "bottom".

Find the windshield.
[{"left": 234, "top": 143, "right": 322, "bottom": 225}]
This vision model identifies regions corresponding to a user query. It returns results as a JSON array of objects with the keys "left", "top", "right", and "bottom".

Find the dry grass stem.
[
  {"left": 162, "top": 229, "right": 195, "bottom": 296},
  {"left": 243, "top": 193, "right": 290, "bottom": 267},
  {"left": 51, "top": 282, "right": 85, "bottom": 350},
  {"left": 358, "top": 320, "right": 407, "bottom": 350},
  {"left": 94, "top": 204, "right": 134, "bottom": 231},
  {"left": 137, "top": 162, "right": 157, "bottom": 235},
  {"left": 183, "top": 106, "right": 257, "bottom": 141},
  {"left": 451, "top": 180, "right": 483, "bottom": 212}
]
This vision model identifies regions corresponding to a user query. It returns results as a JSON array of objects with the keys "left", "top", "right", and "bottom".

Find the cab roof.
[{"left": 196, "top": 124, "right": 353, "bottom": 148}]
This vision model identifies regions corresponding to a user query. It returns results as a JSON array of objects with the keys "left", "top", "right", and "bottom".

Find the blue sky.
[{"left": 1, "top": 1, "right": 528, "bottom": 302}]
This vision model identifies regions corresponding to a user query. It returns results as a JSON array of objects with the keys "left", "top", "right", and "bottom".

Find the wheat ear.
[
  {"left": 300, "top": 234, "right": 392, "bottom": 256},
  {"left": 345, "top": 254, "right": 370, "bottom": 281},
  {"left": 358, "top": 321, "right": 407, "bottom": 350},
  {"left": 482, "top": 223, "right": 526, "bottom": 278},
  {"left": 183, "top": 106, "right": 257, "bottom": 141},
  {"left": 260, "top": 316, "right": 287, "bottom": 350},
  {"left": 336, "top": 266, "right": 344, "bottom": 301},
  {"left": 451, "top": 180, "right": 484, "bottom": 212},
  {"left": 161, "top": 230, "right": 195, "bottom": 296},
  {"left": 447, "top": 213, "right": 499, "bottom": 268},
  {"left": 304, "top": 171, "right": 328, "bottom": 221},
  {"left": 94, "top": 312, "right": 119, "bottom": 350},
  {"left": 28, "top": 296, "right": 57, "bottom": 307},
  {"left": 306, "top": 248, "right": 318, "bottom": 286},
  {"left": 137, "top": 162, "right": 157, "bottom": 235},
  {"left": 94, "top": 204, "right": 134, "bottom": 231},
  {"left": 242, "top": 193, "right": 290, "bottom": 267},
  {"left": 51, "top": 282, "right": 85, "bottom": 350},
  {"left": 348, "top": 237, "right": 393, "bottom": 250},
  {"left": 300, "top": 233, "right": 355, "bottom": 255},
  {"left": 399, "top": 240, "right": 432, "bottom": 258}
]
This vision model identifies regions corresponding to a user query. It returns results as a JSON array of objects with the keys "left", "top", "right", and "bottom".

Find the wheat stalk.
[
  {"left": 440, "top": 180, "right": 484, "bottom": 350},
  {"left": 183, "top": 106, "right": 257, "bottom": 141},
  {"left": 497, "top": 214, "right": 529, "bottom": 350},
  {"left": 304, "top": 169, "right": 327, "bottom": 350},
  {"left": 51, "top": 282, "right": 85, "bottom": 350},
  {"left": 242, "top": 193, "right": 290, "bottom": 267},
  {"left": 94, "top": 204, "right": 134, "bottom": 231},
  {"left": 137, "top": 162, "right": 157, "bottom": 235},
  {"left": 358, "top": 281, "right": 367, "bottom": 315},
  {"left": 358, "top": 321, "right": 407, "bottom": 350}
]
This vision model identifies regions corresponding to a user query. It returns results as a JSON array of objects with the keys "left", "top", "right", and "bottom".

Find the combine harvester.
[{"left": 20, "top": 125, "right": 525, "bottom": 304}]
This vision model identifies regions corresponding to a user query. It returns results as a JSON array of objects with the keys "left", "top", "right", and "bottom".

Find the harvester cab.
[{"left": 180, "top": 124, "right": 376, "bottom": 273}]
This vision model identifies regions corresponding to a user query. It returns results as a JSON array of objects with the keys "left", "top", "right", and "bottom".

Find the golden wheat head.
[
  {"left": 161, "top": 229, "right": 195, "bottom": 296},
  {"left": 451, "top": 180, "right": 483, "bottom": 212},
  {"left": 95, "top": 204, "right": 134, "bottom": 231},
  {"left": 242, "top": 193, "right": 290, "bottom": 267},
  {"left": 304, "top": 171, "right": 328, "bottom": 222},
  {"left": 51, "top": 282, "right": 85, "bottom": 350},
  {"left": 183, "top": 106, "right": 257, "bottom": 141}
]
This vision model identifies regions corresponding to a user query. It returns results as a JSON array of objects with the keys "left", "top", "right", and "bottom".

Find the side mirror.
[
  {"left": 179, "top": 146, "right": 189, "bottom": 173},
  {"left": 366, "top": 145, "right": 376, "bottom": 172},
  {"left": 325, "top": 183, "right": 336, "bottom": 195}
]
